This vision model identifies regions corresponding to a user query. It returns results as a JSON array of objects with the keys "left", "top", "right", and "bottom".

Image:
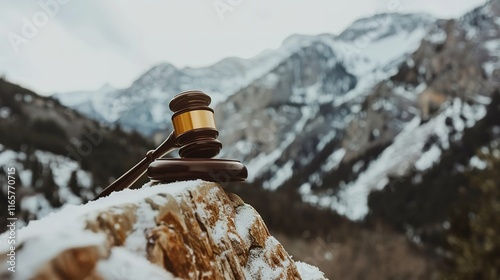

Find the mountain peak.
[
  {"left": 98, "top": 83, "right": 116, "bottom": 92},
  {"left": 282, "top": 34, "right": 321, "bottom": 48},
  {"left": 142, "top": 62, "right": 179, "bottom": 78},
  {"left": 339, "top": 12, "right": 436, "bottom": 42}
]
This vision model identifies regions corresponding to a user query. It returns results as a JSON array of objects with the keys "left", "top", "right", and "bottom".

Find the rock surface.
[{"left": 0, "top": 180, "right": 325, "bottom": 280}]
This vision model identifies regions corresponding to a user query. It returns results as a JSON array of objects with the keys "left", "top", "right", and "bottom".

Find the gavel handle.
[{"left": 93, "top": 132, "right": 178, "bottom": 200}]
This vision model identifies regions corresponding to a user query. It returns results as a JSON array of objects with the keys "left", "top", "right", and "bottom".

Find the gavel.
[{"left": 94, "top": 90, "right": 247, "bottom": 200}]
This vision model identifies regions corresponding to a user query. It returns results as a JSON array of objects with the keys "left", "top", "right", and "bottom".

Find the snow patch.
[
  {"left": 123, "top": 202, "right": 159, "bottom": 257},
  {"left": 213, "top": 220, "right": 229, "bottom": 245},
  {"left": 244, "top": 237, "right": 290, "bottom": 279},
  {"left": 247, "top": 106, "right": 314, "bottom": 181},
  {"left": 264, "top": 161, "right": 294, "bottom": 190},
  {"left": 322, "top": 149, "right": 346, "bottom": 172},
  {"left": 415, "top": 145, "right": 442, "bottom": 171},
  {"left": 296, "top": 261, "right": 326, "bottom": 280},
  {"left": 469, "top": 155, "right": 488, "bottom": 170},
  {"left": 97, "top": 247, "right": 175, "bottom": 280},
  {"left": 426, "top": 28, "right": 447, "bottom": 44},
  {"left": 14, "top": 227, "right": 106, "bottom": 280},
  {"left": 234, "top": 205, "right": 256, "bottom": 248},
  {"left": 316, "top": 131, "right": 336, "bottom": 152}
]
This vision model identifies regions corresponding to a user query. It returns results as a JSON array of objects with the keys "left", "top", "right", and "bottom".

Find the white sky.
[{"left": 0, "top": 0, "right": 488, "bottom": 95}]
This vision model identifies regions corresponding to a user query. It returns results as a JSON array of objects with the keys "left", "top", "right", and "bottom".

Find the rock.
[{"left": 0, "top": 180, "right": 326, "bottom": 280}]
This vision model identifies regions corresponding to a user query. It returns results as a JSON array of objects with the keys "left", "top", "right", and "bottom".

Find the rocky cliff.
[{"left": 0, "top": 180, "right": 325, "bottom": 280}]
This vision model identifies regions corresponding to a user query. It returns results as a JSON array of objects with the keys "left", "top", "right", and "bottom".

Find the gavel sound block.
[{"left": 94, "top": 90, "right": 247, "bottom": 200}]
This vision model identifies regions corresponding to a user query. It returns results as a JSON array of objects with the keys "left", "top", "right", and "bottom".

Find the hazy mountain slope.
[
  {"left": 54, "top": 13, "right": 436, "bottom": 137},
  {"left": 297, "top": 0, "right": 499, "bottom": 220},
  {"left": 0, "top": 78, "right": 152, "bottom": 227},
  {"left": 53, "top": 38, "right": 319, "bottom": 136}
]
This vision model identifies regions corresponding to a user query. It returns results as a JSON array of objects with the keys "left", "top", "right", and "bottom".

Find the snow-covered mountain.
[
  {"left": 218, "top": 0, "right": 500, "bottom": 223},
  {"left": 53, "top": 34, "right": 332, "bottom": 135},
  {"left": 54, "top": 13, "right": 436, "bottom": 136},
  {"left": 54, "top": 1, "right": 500, "bottom": 227},
  {"left": 215, "top": 13, "right": 436, "bottom": 179}
]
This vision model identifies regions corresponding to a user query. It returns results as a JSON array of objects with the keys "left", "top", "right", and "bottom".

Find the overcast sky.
[{"left": 0, "top": 0, "right": 488, "bottom": 95}]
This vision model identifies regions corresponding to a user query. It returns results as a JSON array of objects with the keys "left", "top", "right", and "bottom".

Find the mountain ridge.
[{"left": 53, "top": 12, "right": 437, "bottom": 136}]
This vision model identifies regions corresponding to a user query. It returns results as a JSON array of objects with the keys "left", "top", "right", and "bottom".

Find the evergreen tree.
[
  {"left": 30, "top": 157, "right": 43, "bottom": 188},
  {"left": 41, "top": 166, "right": 62, "bottom": 208},
  {"left": 68, "top": 170, "right": 80, "bottom": 196},
  {"left": 442, "top": 144, "right": 500, "bottom": 279}
]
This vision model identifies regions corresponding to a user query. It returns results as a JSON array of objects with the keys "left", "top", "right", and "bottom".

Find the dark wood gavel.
[{"left": 93, "top": 90, "right": 247, "bottom": 200}]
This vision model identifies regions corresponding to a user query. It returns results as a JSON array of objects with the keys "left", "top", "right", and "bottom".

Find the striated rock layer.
[{"left": 0, "top": 180, "right": 325, "bottom": 280}]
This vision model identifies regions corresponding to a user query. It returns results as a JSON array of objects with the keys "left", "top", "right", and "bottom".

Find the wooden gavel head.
[
  {"left": 93, "top": 90, "right": 247, "bottom": 200},
  {"left": 148, "top": 90, "right": 248, "bottom": 183},
  {"left": 170, "top": 90, "right": 222, "bottom": 158}
]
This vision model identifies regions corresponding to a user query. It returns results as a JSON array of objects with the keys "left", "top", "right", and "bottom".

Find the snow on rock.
[
  {"left": 296, "top": 261, "right": 327, "bottom": 280},
  {"left": 0, "top": 180, "right": 324, "bottom": 280},
  {"left": 96, "top": 247, "right": 174, "bottom": 280}
]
